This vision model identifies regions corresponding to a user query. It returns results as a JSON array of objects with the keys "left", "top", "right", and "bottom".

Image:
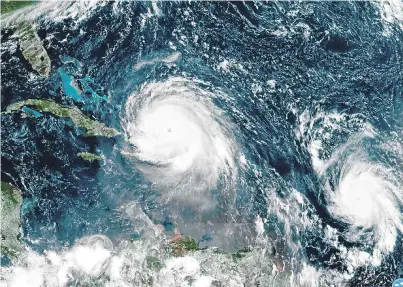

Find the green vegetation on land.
[
  {"left": 177, "top": 236, "right": 199, "bottom": 251},
  {"left": 1, "top": 1, "right": 34, "bottom": 14},
  {"left": 168, "top": 234, "right": 252, "bottom": 259},
  {"left": 231, "top": 247, "right": 251, "bottom": 260},
  {"left": 170, "top": 236, "right": 200, "bottom": 256},
  {"left": 78, "top": 152, "right": 104, "bottom": 162},
  {"left": 1, "top": 182, "right": 23, "bottom": 258},
  {"left": 6, "top": 99, "right": 119, "bottom": 137},
  {"left": 146, "top": 256, "right": 163, "bottom": 271},
  {"left": 17, "top": 23, "right": 51, "bottom": 78}
]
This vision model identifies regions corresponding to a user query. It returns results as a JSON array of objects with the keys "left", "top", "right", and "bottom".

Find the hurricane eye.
[{"left": 122, "top": 78, "right": 237, "bottom": 210}]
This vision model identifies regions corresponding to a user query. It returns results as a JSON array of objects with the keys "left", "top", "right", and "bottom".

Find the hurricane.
[
  {"left": 1, "top": 1, "right": 403, "bottom": 287},
  {"left": 122, "top": 77, "right": 237, "bottom": 210},
  {"left": 319, "top": 132, "right": 403, "bottom": 269}
]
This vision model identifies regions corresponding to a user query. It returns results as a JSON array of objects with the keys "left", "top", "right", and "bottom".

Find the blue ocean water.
[{"left": 1, "top": 1, "right": 402, "bottom": 286}]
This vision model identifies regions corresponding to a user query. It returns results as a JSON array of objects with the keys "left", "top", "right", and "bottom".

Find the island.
[
  {"left": 6, "top": 99, "right": 119, "bottom": 137},
  {"left": 77, "top": 152, "right": 104, "bottom": 162}
]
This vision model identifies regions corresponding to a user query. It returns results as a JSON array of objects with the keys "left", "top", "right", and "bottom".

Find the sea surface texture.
[{"left": 1, "top": 1, "right": 403, "bottom": 286}]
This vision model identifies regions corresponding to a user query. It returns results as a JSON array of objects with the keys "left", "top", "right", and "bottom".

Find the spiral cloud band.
[
  {"left": 322, "top": 141, "right": 403, "bottom": 267},
  {"left": 122, "top": 77, "right": 237, "bottom": 208}
]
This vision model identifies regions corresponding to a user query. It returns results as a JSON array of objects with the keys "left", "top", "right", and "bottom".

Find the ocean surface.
[{"left": 1, "top": 1, "right": 403, "bottom": 286}]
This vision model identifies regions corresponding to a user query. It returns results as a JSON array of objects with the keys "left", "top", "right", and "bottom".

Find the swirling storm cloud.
[{"left": 1, "top": 1, "right": 402, "bottom": 287}]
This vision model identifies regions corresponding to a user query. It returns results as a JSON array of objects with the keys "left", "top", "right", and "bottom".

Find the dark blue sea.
[{"left": 1, "top": 1, "right": 403, "bottom": 286}]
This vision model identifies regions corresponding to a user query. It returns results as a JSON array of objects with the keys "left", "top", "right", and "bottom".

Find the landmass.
[
  {"left": 2, "top": 1, "right": 51, "bottom": 78},
  {"left": 1, "top": 1, "right": 35, "bottom": 15},
  {"left": 1, "top": 182, "right": 23, "bottom": 258},
  {"left": 170, "top": 235, "right": 199, "bottom": 256},
  {"left": 6, "top": 99, "right": 119, "bottom": 137},
  {"left": 77, "top": 152, "right": 104, "bottom": 162},
  {"left": 17, "top": 23, "right": 51, "bottom": 78},
  {"left": 163, "top": 227, "right": 284, "bottom": 272}
]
